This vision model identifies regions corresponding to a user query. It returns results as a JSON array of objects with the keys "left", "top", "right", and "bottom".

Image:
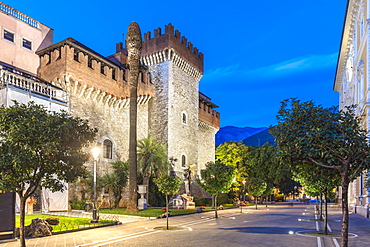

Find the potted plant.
[{"left": 45, "top": 216, "right": 60, "bottom": 225}]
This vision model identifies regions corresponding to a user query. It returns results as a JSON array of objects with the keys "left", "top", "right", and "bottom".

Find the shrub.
[
  {"left": 193, "top": 197, "right": 212, "bottom": 206},
  {"left": 70, "top": 199, "right": 86, "bottom": 210},
  {"left": 217, "top": 193, "right": 229, "bottom": 205}
]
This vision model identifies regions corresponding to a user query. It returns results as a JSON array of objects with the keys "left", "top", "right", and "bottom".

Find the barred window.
[{"left": 103, "top": 139, "right": 113, "bottom": 159}]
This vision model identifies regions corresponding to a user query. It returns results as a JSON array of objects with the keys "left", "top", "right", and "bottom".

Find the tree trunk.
[
  {"left": 320, "top": 193, "right": 323, "bottom": 220},
  {"left": 143, "top": 175, "right": 150, "bottom": 206},
  {"left": 215, "top": 195, "right": 218, "bottom": 218},
  {"left": 316, "top": 196, "right": 319, "bottom": 212},
  {"left": 166, "top": 195, "right": 169, "bottom": 229},
  {"left": 18, "top": 192, "right": 27, "bottom": 247},
  {"left": 324, "top": 191, "right": 328, "bottom": 235},
  {"left": 341, "top": 171, "right": 350, "bottom": 247},
  {"left": 126, "top": 22, "right": 142, "bottom": 214},
  {"left": 255, "top": 197, "right": 258, "bottom": 210}
]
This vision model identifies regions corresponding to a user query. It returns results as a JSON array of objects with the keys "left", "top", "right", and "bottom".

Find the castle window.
[
  {"left": 182, "top": 155, "right": 186, "bottom": 167},
  {"left": 103, "top": 139, "right": 113, "bottom": 159},
  {"left": 88, "top": 58, "right": 93, "bottom": 68},
  {"left": 22, "top": 38, "right": 32, "bottom": 50},
  {"left": 3, "top": 29, "right": 14, "bottom": 43},
  {"left": 123, "top": 70, "right": 126, "bottom": 81},
  {"left": 112, "top": 69, "right": 116, "bottom": 80},
  {"left": 73, "top": 50, "right": 79, "bottom": 61},
  {"left": 101, "top": 65, "right": 105, "bottom": 75},
  {"left": 141, "top": 73, "right": 145, "bottom": 83},
  {"left": 182, "top": 113, "right": 187, "bottom": 124}
]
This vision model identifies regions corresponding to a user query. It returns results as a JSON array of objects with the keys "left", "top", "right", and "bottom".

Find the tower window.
[
  {"left": 103, "top": 139, "right": 113, "bottom": 159},
  {"left": 182, "top": 113, "right": 187, "bottom": 124},
  {"left": 101, "top": 65, "right": 105, "bottom": 75},
  {"left": 182, "top": 155, "right": 186, "bottom": 167}
]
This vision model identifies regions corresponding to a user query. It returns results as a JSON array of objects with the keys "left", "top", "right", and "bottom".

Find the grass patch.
[
  {"left": 99, "top": 204, "right": 236, "bottom": 217},
  {"left": 308, "top": 231, "right": 341, "bottom": 236},
  {"left": 16, "top": 214, "right": 114, "bottom": 233}
]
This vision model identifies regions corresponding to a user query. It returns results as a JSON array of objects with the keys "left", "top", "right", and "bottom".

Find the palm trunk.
[
  {"left": 126, "top": 22, "right": 142, "bottom": 213},
  {"left": 341, "top": 170, "right": 350, "bottom": 247},
  {"left": 18, "top": 192, "right": 27, "bottom": 247}
]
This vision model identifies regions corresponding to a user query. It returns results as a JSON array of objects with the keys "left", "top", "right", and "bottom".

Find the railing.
[
  {"left": 0, "top": 3, "right": 39, "bottom": 29},
  {"left": 0, "top": 69, "right": 67, "bottom": 103}
]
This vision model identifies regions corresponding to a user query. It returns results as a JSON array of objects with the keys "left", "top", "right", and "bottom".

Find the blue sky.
[{"left": 5, "top": 0, "right": 347, "bottom": 128}]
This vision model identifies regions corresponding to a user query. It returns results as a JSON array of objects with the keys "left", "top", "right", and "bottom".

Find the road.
[{"left": 2, "top": 203, "right": 370, "bottom": 247}]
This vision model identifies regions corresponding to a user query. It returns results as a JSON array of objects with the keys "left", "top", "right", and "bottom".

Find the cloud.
[{"left": 200, "top": 53, "right": 339, "bottom": 128}]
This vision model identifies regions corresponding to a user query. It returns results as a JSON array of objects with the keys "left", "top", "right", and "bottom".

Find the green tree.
[
  {"left": 154, "top": 174, "right": 181, "bottom": 229},
  {"left": 196, "top": 161, "right": 235, "bottom": 218},
  {"left": 294, "top": 164, "right": 340, "bottom": 235},
  {"left": 216, "top": 141, "right": 249, "bottom": 179},
  {"left": 137, "top": 136, "right": 169, "bottom": 205},
  {"left": 270, "top": 98, "right": 370, "bottom": 247},
  {"left": 0, "top": 102, "right": 96, "bottom": 247},
  {"left": 245, "top": 177, "right": 267, "bottom": 210},
  {"left": 246, "top": 144, "right": 292, "bottom": 203},
  {"left": 101, "top": 161, "right": 129, "bottom": 208}
]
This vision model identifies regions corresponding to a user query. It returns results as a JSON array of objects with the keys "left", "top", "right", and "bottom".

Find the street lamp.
[
  {"left": 91, "top": 147, "right": 100, "bottom": 223},
  {"left": 241, "top": 179, "right": 247, "bottom": 213}
]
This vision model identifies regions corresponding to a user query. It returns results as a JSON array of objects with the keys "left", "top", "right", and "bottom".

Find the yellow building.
[{"left": 335, "top": 0, "right": 370, "bottom": 218}]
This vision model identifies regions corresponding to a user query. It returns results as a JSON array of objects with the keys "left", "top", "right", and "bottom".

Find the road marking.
[
  {"left": 95, "top": 231, "right": 159, "bottom": 246},
  {"left": 77, "top": 230, "right": 153, "bottom": 247},
  {"left": 317, "top": 237, "right": 322, "bottom": 247},
  {"left": 333, "top": 238, "right": 340, "bottom": 247}
]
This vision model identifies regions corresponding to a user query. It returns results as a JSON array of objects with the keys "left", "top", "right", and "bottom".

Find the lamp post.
[
  {"left": 241, "top": 179, "right": 246, "bottom": 213},
  {"left": 91, "top": 147, "right": 100, "bottom": 223}
]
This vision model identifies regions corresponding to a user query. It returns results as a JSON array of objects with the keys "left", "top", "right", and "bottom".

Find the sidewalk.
[{"left": 0, "top": 211, "right": 151, "bottom": 247}]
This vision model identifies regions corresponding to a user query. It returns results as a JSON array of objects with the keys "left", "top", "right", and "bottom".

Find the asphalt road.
[{"left": 3, "top": 203, "right": 370, "bottom": 247}]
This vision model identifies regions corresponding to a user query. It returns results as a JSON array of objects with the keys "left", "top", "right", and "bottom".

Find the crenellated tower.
[{"left": 129, "top": 23, "right": 219, "bottom": 178}]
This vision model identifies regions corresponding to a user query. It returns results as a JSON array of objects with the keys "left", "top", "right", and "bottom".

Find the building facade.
[
  {"left": 335, "top": 0, "right": 370, "bottom": 217},
  {"left": 1, "top": 3, "right": 220, "bottom": 208}
]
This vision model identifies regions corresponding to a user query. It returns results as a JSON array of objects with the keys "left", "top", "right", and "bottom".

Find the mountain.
[
  {"left": 216, "top": 126, "right": 268, "bottom": 146},
  {"left": 242, "top": 128, "right": 275, "bottom": 146}
]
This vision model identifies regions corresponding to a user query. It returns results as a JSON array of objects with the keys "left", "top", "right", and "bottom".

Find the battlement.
[
  {"left": 142, "top": 23, "right": 204, "bottom": 73},
  {"left": 198, "top": 92, "right": 220, "bottom": 129},
  {"left": 36, "top": 38, "right": 153, "bottom": 99}
]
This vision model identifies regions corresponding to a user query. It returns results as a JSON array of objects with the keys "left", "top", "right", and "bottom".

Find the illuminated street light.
[
  {"left": 241, "top": 179, "right": 247, "bottom": 213},
  {"left": 91, "top": 147, "right": 100, "bottom": 223}
]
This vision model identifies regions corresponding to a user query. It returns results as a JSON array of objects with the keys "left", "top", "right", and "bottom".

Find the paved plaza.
[{"left": 1, "top": 203, "right": 370, "bottom": 247}]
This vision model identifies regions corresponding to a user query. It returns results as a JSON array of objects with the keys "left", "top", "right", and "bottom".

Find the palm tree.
[
  {"left": 137, "top": 136, "right": 169, "bottom": 205},
  {"left": 126, "top": 21, "right": 142, "bottom": 213}
]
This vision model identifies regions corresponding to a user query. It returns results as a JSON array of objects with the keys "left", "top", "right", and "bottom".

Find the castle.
[{"left": 0, "top": 3, "right": 219, "bottom": 209}]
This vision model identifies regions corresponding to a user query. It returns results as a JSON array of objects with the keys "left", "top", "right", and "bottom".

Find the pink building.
[{"left": 0, "top": 2, "right": 53, "bottom": 74}]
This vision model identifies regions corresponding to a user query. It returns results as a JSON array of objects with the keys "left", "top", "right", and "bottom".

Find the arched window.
[
  {"left": 103, "top": 139, "right": 113, "bottom": 159},
  {"left": 182, "top": 155, "right": 186, "bottom": 167}
]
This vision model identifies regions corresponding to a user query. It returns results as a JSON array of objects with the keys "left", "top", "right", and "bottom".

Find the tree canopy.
[
  {"left": 197, "top": 161, "right": 235, "bottom": 218},
  {"left": 0, "top": 101, "right": 97, "bottom": 246},
  {"left": 270, "top": 98, "right": 370, "bottom": 247}
]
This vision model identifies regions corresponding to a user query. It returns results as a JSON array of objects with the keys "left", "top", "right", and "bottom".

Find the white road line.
[
  {"left": 317, "top": 237, "right": 322, "bottom": 247},
  {"left": 76, "top": 230, "right": 151, "bottom": 247},
  {"left": 175, "top": 218, "right": 214, "bottom": 227},
  {"left": 333, "top": 238, "right": 340, "bottom": 247},
  {"left": 95, "top": 231, "right": 159, "bottom": 246}
]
